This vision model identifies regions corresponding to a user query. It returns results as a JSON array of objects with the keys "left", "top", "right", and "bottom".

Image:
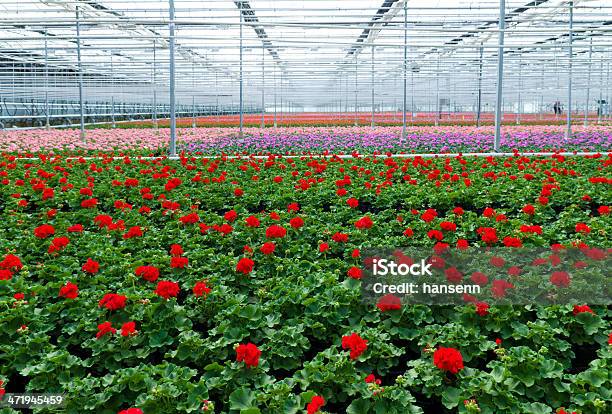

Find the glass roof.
[{"left": 0, "top": 0, "right": 610, "bottom": 113}]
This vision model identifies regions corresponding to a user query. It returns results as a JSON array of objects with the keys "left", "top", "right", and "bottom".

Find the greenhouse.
[{"left": 0, "top": 1, "right": 610, "bottom": 413}]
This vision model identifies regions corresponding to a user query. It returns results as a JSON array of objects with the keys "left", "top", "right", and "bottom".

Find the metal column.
[
  {"left": 261, "top": 46, "right": 265, "bottom": 128},
  {"left": 598, "top": 57, "right": 603, "bottom": 124},
  {"left": 402, "top": 0, "right": 407, "bottom": 138},
  {"left": 168, "top": 0, "right": 177, "bottom": 157},
  {"left": 110, "top": 53, "right": 116, "bottom": 128},
  {"left": 584, "top": 37, "right": 592, "bottom": 127},
  {"left": 239, "top": 2, "right": 244, "bottom": 137},
  {"left": 273, "top": 65, "right": 277, "bottom": 127},
  {"left": 192, "top": 61, "right": 196, "bottom": 129},
  {"left": 354, "top": 57, "right": 358, "bottom": 126},
  {"left": 44, "top": 30, "right": 50, "bottom": 130},
  {"left": 565, "top": 0, "right": 573, "bottom": 139},
  {"left": 75, "top": 7, "right": 86, "bottom": 141},
  {"left": 371, "top": 46, "right": 375, "bottom": 128},
  {"left": 517, "top": 54, "right": 522, "bottom": 125},
  {"left": 153, "top": 39, "right": 158, "bottom": 129},
  {"left": 476, "top": 43, "right": 483, "bottom": 127},
  {"left": 435, "top": 55, "right": 440, "bottom": 127},
  {"left": 493, "top": 0, "right": 506, "bottom": 152}
]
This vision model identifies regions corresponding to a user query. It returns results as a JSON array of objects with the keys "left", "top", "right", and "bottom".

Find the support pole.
[
  {"left": 493, "top": 0, "right": 506, "bottom": 152},
  {"left": 517, "top": 53, "right": 522, "bottom": 125},
  {"left": 169, "top": 0, "right": 177, "bottom": 157},
  {"left": 239, "top": 2, "right": 244, "bottom": 137},
  {"left": 402, "top": 0, "right": 407, "bottom": 138},
  {"left": 565, "top": 0, "right": 573, "bottom": 139},
  {"left": 435, "top": 55, "right": 440, "bottom": 127},
  {"left": 76, "top": 7, "right": 86, "bottom": 141},
  {"left": 192, "top": 61, "right": 196, "bottom": 129},
  {"left": 273, "top": 65, "right": 277, "bottom": 127},
  {"left": 44, "top": 30, "right": 50, "bottom": 130},
  {"left": 597, "top": 57, "right": 603, "bottom": 124},
  {"left": 153, "top": 39, "right": 158, "bottom": 129},
  {"left": 371, "top": 46, "right": 375, "bottom": 127},
  {"left": 476, "top": 43, "right": 483, "bottom": 127},
  {"left": 110, "top": 53, "right": 116, "bottom": 128},
  {"left": 261, "top": 46, "right": 265, "bottom": 128},
  {"left": 354, "top": 57, "right": 358, "bottom": 126},
  {"left": 584, "top": 37, "right": 592, "bottom": 127}
]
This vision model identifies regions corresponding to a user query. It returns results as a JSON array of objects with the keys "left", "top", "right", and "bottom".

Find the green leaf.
[
  {"left": 347, "top": 399, "right": 371, "bottom": 414},
  {"left": 441, "top": 387, "right": 461, "bottom": 409},
  {"left": 229, "top": 388, "right": 255, "bottom": 410},
  {"left": 240, "top": 409, "right": 261, "bottom": 414}
]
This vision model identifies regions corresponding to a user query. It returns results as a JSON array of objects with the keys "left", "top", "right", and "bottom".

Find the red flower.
[
  {"left": 234, "top": 188, "right": 244, "bottom": 197},
  {"left": 522, "top": 204, "right": 535, "bottom": 215},
  {"left": 236, "top": 342, "right": 261, "bottom": 368},
  {"left": 440, "top": 221, "right": 457, "bottom": 232},
  {"left": 179, "top": 212, "right": 200, "bottom": 225},
  {"left": 260, "top": 242, "right": 276, "bottom": 255},
  {"left": 475, "top": 302, "right": 489, "bottom": 316},
  {"left": 306, "top": 395, "right": 325, "bottom": 414},
  {"left": 341, "top": 332, "right": 368, "bottom": 359},
  {"left": 265, "top": 225, "right": 287, "bottom": 238},
  {"left": 376, "top": 294, "right": 401, "bottom": 312},
  {"left": 193, "top": 281, "right": 211, "bottom": 297},
  {"left": 287, "top": 202, "right": 300, "bottom": 212},
  {"left": 470, "top": 272, "right": 488, "bottom": 286},
  {"left": 120, "top": 321, "right": 137, "bottom": 337},
  {"left": 503, "top": 236, "right": 522, "bottom": 248},
  {"left": 154, "top": 280, "right": 180, "bottom": 299},
  {"left": 48, "top": 236, "right": 70, "bottom": 253},
  {"left": 453, "top": 207, "right": 464, "bottom": 216},
  {"left": 118, "top": 408, "right": 143, "bottom": 414},
  {"left": 81, "top": 198, "right": 98, "bottom": 208},
  {"left": 269, "top": 211, "right": 280, "bottom": 220},
  {"left": 365, "top": 374, "right": 382, "bottom": 385},
  {"left": 550, "top": 271, "right": 571, "bottom": 287},
  {"left": 347, "top": 266, "right": 363, "bottom": 280},
  {"left": 427, "top": 230, "right": 444, "bottom": 241},
  {"left": 598, "top": 206, "right": 610, "bottom": 216},
  {"left": 403, "top": 228, "right": 414, "bottom": 237},
  {"left": 477, "top": 227, "right": 498, "bottom": 244},
  {"left": 135, "top": 265, "right": 159, "bottom": 282},
  {"left": 490, "top": 256, "right": 505, "bottom": 267},
  {"left": 575, "top": 223, "right": 591, "bottom": 234},
  {"left": 81, "top": 258, "right": 99, "bottom": 274},
  {"left": 123, "top": 226, "right": 143, "bottom": 239},
  {"left": 224, "top": 210, "right": 238, "bottom": 222},
  {"left": 67, "top": 224, "right": 84, "bottom": 233},
  {"left": 289, "top": 217, "right": 304, "bottom": 229},
  {"left": 456, "top": 239, "right": 469, "bottom": 250},
  {"left": 0, "top": 254, "right": 22, "bottom": 271},
  {"left": 483, "top": 207, "right": 496, "bottom": 218},
  {"left": 98, "top": 293, "right": 127, "bottom": 310},
  {"left": 491, "top": 280, "right": 514, "bottom": 298},
  {"left": 13, "top": 293, "right": 25, "bottom": 301},
  {"left": 421, "top": 209, "right": 437, "bottom": 222},
  {"left": 445, "top": 267, "right": 463, "bottom": 283},
  {"left": 34, "top": 224, "right": 55, "bottom": 239},
  {"left": 355, "top": 216, "right": 373, "bottom": 230},
  {"left": 96, "top": 321, "right": 116, "bottom": 339},
  {"left": 346, "top": 198, "right": 359, "bottom": 208},
  {"left": 169, "top": 244, "right": 184, "bottom": 257},
  {"left": 236, "top": 257, "right": 255, "bottom": 274},
  {"left": 331, "top": 232, "right": 349, "bottom": 243},
  {"left": 170, "top": 256, "right": 188, "bottom": 269},
  {"left": 319, "top": 242, "right": 329, "bottom": 253},
  {"left": 245, "top": 215, "right": 260, "bottom": 227},
  {"left": 433, "top": 347, "right": 464, "bottom": 374},
  {"left": 0, "top": 269, "right": 12, "bottom": 280},
  {"left": 59, "top": 282, "right": 79, "bottom": 299},
  {"left": 573, "top": 304, "right": 594, "bottom": 315}
]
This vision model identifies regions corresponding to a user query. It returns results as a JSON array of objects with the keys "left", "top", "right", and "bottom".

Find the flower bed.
[
  {"left": 0, "top": 151, "right": 610, "bottom": 413},
  {"left": 0, "top": 125, "right": 610, "bottom": 154}
]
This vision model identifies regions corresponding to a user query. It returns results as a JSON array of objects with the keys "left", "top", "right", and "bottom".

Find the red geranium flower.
[
  {"left": 96, "top": 321, "right": 116, "bottom": 339},
  {"left": 573, "top": 304, "right": 594, "bottom": 315},
  {"left": 82, "top": 258, "right": 100, "bottom": 274},
  {"left": 346, "top": 198, "right": 359, "bottom": 208},
  {"left": 319, "top": 242, "right": 329, "bottom": 253},
  {"left": 433, "top": 347, "right": 464, "bottom": 374},
  {"left": 224, "top": 210, "right": 238, "bottom": 222},
  {"left": 347, "top": 266, "right": 363, "bottom": 280},
  {"left": 236, "top": 342, "right": 261, "bottom": 368},
  {"left": 123, "top": 226, "right": 143, "bottom": 239},
  {"left": 236, "top": 257, "right": 255, "bottom": 274},
  {"left": 179, "top": 212, "right": 200, "bottom": 225},
  {"left": 331, "top": 232, "right": 349, "bottom": 243},
  {"left": 170, "top": 256, "right": 188, "bottom": 269},
  {"left": 169, "top": 244, "right": 184, "bottom": 257},
  {"left": 67, "top": 224, "right": 84, "bottom": 233},
  {"left": 306, "top": 396, "right": 325, "bottom": 414},
  {"left": 440, "top": 221, "right": 457, "bottom": 232},
  {"left": 355, "top": 216, "right": 373, "bottom": 230},
  {"left": 135, "top": 265, "right": 159, "bottom": 282},
  {"left": 120, "top": 321, "right": 137, "bottom": 337},
  {"left": 59, "top": 282, "right": 79, "bottom": 299},
  {"left": 98, "top": 293, "right": 127, "bottom": 310},
  {"left": 245, "top": 215, "right": 260, "bottom": 227},
  {"left": 118, "top": 409, "right": 142, "bottom": 414},
  {"left": 48, "top": 236, "right": 70, "bottom": 253},
  {"left": 193, "top": 281, "right": 211, "bottom": 297},
  {"left": 575, "top": 223, "right": 591, "bottom": 234},
  {"left": 550, "top": 271, "right": 571, "bottom": 287},
  {"left": 376, "top": 294, "right": 401, "bottom": 312},
  {"left": 475, "top": 302, "right": 489, "bottom": 316},
  {"left": 503, "top": 237, "right": 522, "bottom": 248},
  {"left": 260, "top": 242, "right": 276, "bottom": 255},
  {"left": 289, "top": 217, "right": 304, "bottom": 229},
  {"left": 154, "top": 280, "right": 180, "bottom": 299},
  {"left": 34, "top": 224, "right": 55, "bottom": 239},
  {"left": 341, "top": 333, "right": 368, "bottom": 359},
  {"left": 265, "top": 225, "right": 287, "bottom": 239}
]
